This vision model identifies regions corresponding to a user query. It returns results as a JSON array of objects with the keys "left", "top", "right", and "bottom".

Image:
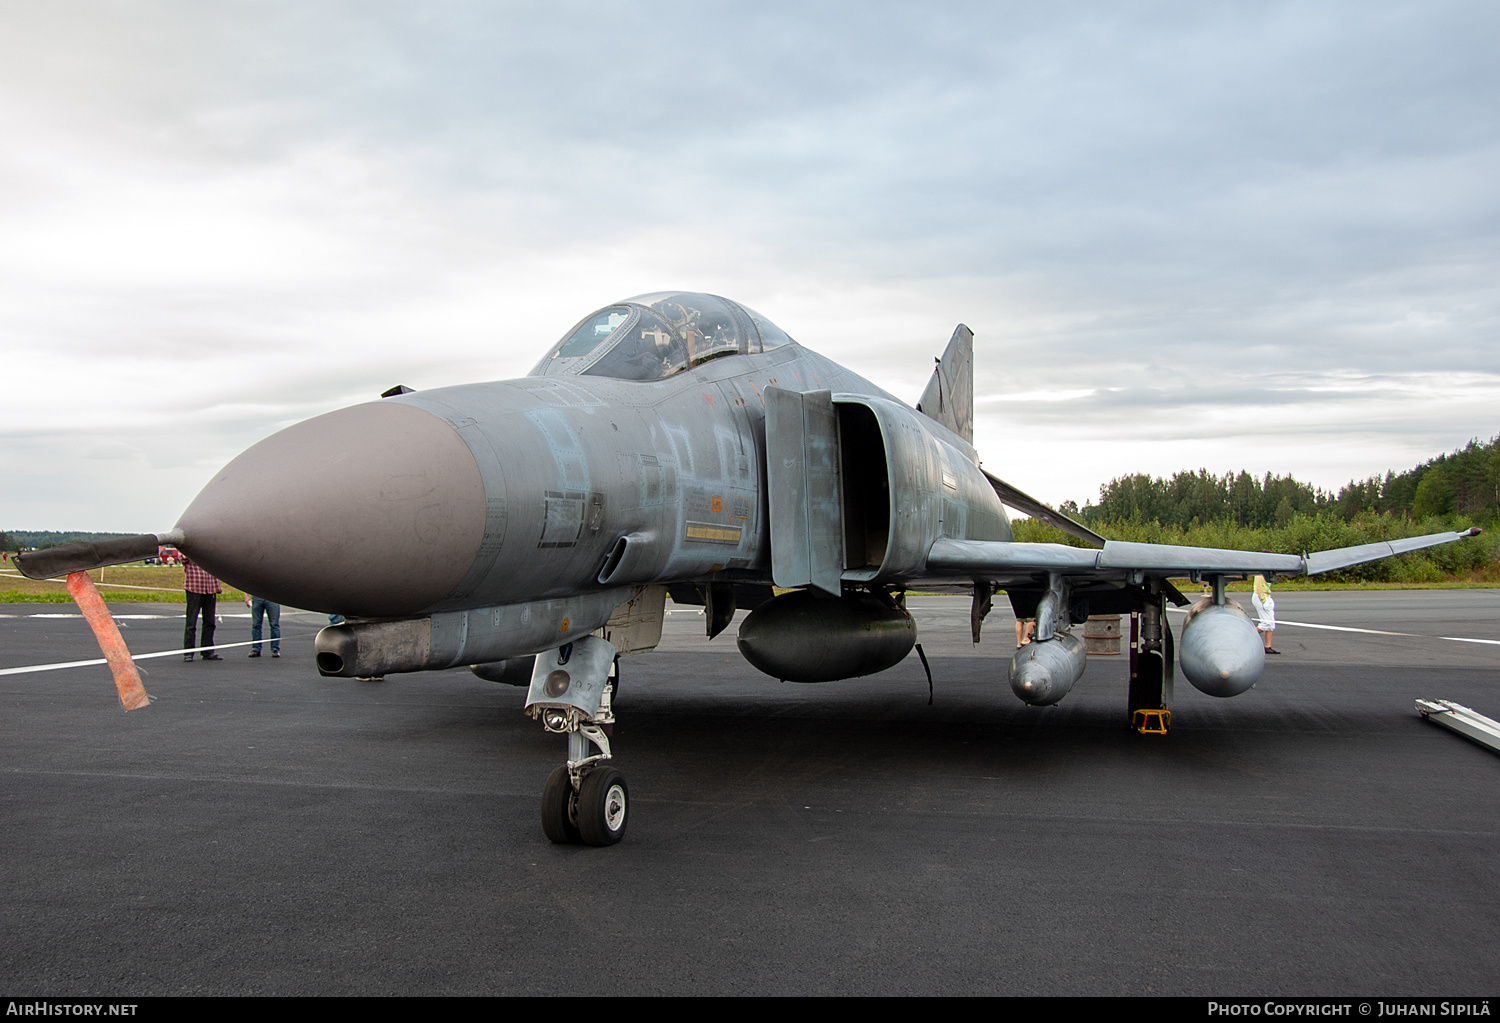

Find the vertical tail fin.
[{"left": 915, "top": 324, "right": 973, "bottom": 444}]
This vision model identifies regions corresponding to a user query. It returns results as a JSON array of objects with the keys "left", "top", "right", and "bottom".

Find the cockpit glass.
[
  {"left": 534, "top": 292, "right": 797, "bottom": 381},
  {"left": 554, "top": 306, "right": 632, "bottom": 359},
  {"left": 584, "top": 308, "right": 688, "bottom": 381}
]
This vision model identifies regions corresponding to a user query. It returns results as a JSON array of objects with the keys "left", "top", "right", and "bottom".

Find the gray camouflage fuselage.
[{"left": 176, "top": 341, "right": 1009, "bottom": 642}]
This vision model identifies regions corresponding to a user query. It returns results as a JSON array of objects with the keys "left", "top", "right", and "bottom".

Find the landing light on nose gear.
[{"left": 527, "top": 636, "right": 628, "bottom": 846}]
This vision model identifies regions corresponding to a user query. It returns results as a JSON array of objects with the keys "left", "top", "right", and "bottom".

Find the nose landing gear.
[
  {"left": 536, "top": 702, "right": 627, "bottom": 846},
  {"left": 527, "top": 636, "right": 628, "bottom": 846}
]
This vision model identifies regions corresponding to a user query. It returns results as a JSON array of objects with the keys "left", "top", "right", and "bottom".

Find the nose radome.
[{"left": 175, "top": 401, "right": 488, "bottom": 617}]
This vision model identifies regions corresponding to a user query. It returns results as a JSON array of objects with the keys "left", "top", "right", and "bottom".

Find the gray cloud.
[{"left": 2, "top": 1, "right": 1497, "bottom": 526}]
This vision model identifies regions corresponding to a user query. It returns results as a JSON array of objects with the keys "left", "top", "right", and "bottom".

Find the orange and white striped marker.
[{"left": 66, "top": 571, "right": 150, "bottom": 711}]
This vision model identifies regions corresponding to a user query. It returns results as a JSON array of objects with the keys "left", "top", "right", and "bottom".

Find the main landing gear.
[
  {"left": 526, "top": 635, "right": 628, "bottom": 846},
  {"left": 1127, "top": 577, "right": 1176, "bottom": 735}
]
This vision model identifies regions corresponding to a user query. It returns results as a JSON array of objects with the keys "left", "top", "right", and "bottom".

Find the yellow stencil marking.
[{"left": 685, "top": 523, "right": 742, "bottom": 544}]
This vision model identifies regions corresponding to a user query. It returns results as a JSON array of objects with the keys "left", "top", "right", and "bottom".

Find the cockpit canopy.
[{"left": 532, "top": 292, "right": 794, "bottom": 381}]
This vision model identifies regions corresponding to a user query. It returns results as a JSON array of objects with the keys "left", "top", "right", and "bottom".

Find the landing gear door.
[{"left": 764, "top": 387, "right": 842, "bottom": 596}]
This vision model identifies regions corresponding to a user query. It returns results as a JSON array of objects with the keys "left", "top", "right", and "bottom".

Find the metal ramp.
[{"left": 1415, "top": 700, "right": 1500, "bottom": 755}]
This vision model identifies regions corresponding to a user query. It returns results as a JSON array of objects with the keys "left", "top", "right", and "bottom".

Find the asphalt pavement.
[{"left": 2, "top": 590, "right": 1497, "bottom": 995}]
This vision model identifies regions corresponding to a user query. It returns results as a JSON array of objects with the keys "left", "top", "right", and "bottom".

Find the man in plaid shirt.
[{"left": 183, "top": 557, "right": 224, "bottom": 661}]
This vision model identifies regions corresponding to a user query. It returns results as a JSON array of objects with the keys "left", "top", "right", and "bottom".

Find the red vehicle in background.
[{"left": 152, "top": 546, "right": 184, "bottom": 566}]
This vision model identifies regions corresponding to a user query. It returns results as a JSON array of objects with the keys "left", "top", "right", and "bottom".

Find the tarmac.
[{"left": 2, "top": 590, "right": 1498, "bottom": 996}]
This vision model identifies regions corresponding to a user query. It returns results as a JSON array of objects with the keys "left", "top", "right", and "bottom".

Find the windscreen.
[{"left": 556, "top": 307, "right": 631, "bottom": 358}]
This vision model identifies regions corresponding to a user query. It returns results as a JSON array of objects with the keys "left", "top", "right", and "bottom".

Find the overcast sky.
[{"left": 3, "top": 1, "right": 1497, "bottom": 532}]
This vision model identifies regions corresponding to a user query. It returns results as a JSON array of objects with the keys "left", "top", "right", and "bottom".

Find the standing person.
[
  {"left": 183, "top": 557, "right": 223, "bottom": 661},
  {"left": 1252, "top": 573, "right": 1280, "bottom": 655},
  {"left": 245, "top": 592, "right": 281, "bottom": 658}
]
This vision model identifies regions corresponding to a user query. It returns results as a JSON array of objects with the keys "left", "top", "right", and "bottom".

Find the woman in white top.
[{"left": 1251, "top": 574, "right": 1280, "bottom": 654}]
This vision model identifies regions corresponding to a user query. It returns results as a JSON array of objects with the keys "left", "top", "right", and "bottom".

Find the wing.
[{"left": 926, "top": 528, "right": 1483, "bottom": 582}]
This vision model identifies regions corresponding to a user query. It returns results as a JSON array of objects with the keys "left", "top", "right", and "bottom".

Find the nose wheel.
[
  {"left": 540, "top": 765, "right": 581, "bottom": 844},
  {"left": 576, "top": 767, "right": 629, "bottom": 846},
  {"left": 533, "top": 657, "right": 628, "bottom": 846},
  {"left": 540, "top": 763, "right": 629, "bottom": 846}
]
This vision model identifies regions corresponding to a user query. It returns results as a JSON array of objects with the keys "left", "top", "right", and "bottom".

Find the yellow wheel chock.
[{"left": 1133, "top": 708, "right": 1171, "bottom": 735}]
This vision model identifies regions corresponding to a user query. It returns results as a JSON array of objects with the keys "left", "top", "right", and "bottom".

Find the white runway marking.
[
  {"left": 1167, "top": 607, "right": 1500, "bottom": 647},
  {"left": 5, "top": 606, "right": 1492, "bottom": 679},
  {"left": 7, "top": 610, "right": 322, "bottom": 621},
  {"left": 0, "top": 634, "right": 313, "bottom": 677},
  {"left": 1272, "top": 618, "right": 1500, "bottom": 646}
]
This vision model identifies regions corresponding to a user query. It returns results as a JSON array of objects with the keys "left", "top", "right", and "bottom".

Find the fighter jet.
[{"left": 18, "top": 291, "right": 1480, "bottom": 846}]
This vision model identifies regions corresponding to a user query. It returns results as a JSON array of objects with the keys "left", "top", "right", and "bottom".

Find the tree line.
[
  {"left": 1059, "top": 435, "right": 1500, "bottom": 529},
  {"left": 1028, "top": 434, "right": 1500, "bottom": 582}
]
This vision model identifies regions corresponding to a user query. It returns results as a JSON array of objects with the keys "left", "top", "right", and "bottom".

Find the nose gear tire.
[
  {"left": 576, "top": 767, "right": 628, "bottom": 846},
  {"left": 540, "top": 765, "right": 581, "bottom": 844}
]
